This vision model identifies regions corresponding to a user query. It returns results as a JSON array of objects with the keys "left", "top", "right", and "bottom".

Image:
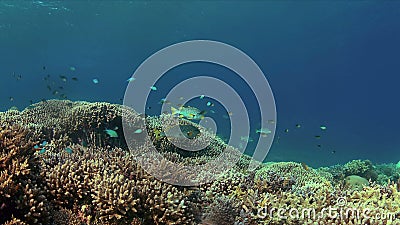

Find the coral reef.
[
  {"left": 201, "top": 196, "right": 240, "bottom": 225},
  {"left": 375, "top": 163, "right": 400, "bottom": 185},
  {"left": 343, "top": 159, "right": 378, "bottom": 181},
  {"left": 255, "top": 162, "right": 333, "bottom": 195},
  {"left": 0, "top": 122, "right": 51, "bottom": 224},
  {"left": 344, "top": 175, "right": 369, "bottom": 191},
  {"left": 52, "top": 207, "right": 81, "bottom": 225},
  {"left": 1, "top": 100, "right": 400, "bottom": 224}
]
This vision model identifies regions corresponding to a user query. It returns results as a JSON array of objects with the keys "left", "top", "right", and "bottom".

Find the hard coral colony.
[{"left": 0, "top": 100, "right": 400, "bottom": 224}]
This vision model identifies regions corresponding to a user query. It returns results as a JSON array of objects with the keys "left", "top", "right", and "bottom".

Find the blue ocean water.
[{"left": 1, "top": 1, "right": 399, "bottom": 167}]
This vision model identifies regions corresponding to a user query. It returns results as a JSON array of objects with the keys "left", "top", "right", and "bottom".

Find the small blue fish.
[
  {"left": 34, "top": 145, "right": 40, "bottom": 149},
  {"left": 199, "top": 95, "right": 205, "bottom": 99},
  {"left": 134, "top": 129, "right": 143, "bottom": 134},
  {"left": 39, "top": 148, "right": 46, "bottom": 154},
  {"left": 206, "top": 102, "right": 214, "bottom": 107},
  {"left": 150, "top": 86, "right": 157, "bottom": 91},
  {"left": 127, "top": 77, "right": 136, "bottom": 82},
  {"left": 65, "top": 147, "right": 73, "bottom": 154},
  {"left": 158, "top": 98, "right": 171, "bottom": 105},
  {"left": 59, "top": 75, "right": 67, "bottom": 82},
  {"left": 92, "top": 78, "right": 99, "bottom": 84},
  {"left": 105, "top": 129, "right": 118, "bottom": 138},
  {"left": 256, "top": 128, "right": 272, "bottom": 136},
  {"left": 81, "top": 140, "right": 88, "bottom": 147},
  {"left": 41, "top": 141, "right": 47, "bottom": 146}
]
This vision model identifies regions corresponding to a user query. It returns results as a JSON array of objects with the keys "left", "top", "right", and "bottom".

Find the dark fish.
[
  {"left": 284, "top": 129, "right": 289, "bottom": 133},
  {"left": 47, "top": 85, "right": 52, "bottom": 91},
  {"left": 65, "top": 147, "right": 73, "bottom": 154},
  {"left": 301, "top": 162, "right": 310, "bottom": 171},
  {"left": 13, "top": 72, "right": 22, "bottom": 80},
  {"left": 315, "top": 135, "right": 321, "bottom": 139},
  {"left": 59, "top": 75, "right": 67, "bottom": 82},
  {"left": 295, "top": 124, "right": 301, "bottom": 128},
  {"left": 317, "top": 144, "right": 322, "bottom": 148},
  {"left": 81, "top": 140, "right": 88, "bottom": 147},
  {"left": 72, "top": 77, "right": 78, "bottom": 81},
  {"left": 43, "top": 66, "right": 46, "bottom": 70},
  {"left": 59, "top": 86, "right": 64, "bottom": 90},
  {"left": 332, "top": 150, "right": 336, "bottom": 154}
]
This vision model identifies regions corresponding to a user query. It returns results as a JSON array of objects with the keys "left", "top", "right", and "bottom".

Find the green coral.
[
  {"left": 374, "top": 163, "right": 400, "bottom": 185},
  {"left": 343, "top": 159, "right": 378, "bottom": 181},
  {"left": 345, "top": 175, "right": 369, "bottom": 191}
]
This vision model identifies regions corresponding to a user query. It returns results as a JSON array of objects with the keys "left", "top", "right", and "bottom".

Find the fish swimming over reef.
[
  {"left": 171, "top": 106, "right": 206, "bottom": 120},
  {"left": 153, "top": 124, "right": 201, "bottom": 140},
  {"left": 256, "top": 128, "right": 272, "bottom": 136},
  {"left": 105, "top": 129, "right": 118, "bottom": 137}
]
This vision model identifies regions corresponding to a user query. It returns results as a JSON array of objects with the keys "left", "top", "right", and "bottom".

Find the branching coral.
[
  {"left": 201, "top": 196, "right": 241, "bottom": 225},
  {"left": 0, "top": 123, "right": 51, "bottom": 224},
  {"left": 51, "top": 207, "right": 82, "bottom": 225},
  {"left": 2, "top": 100, "right": 400, "bottom": 225},
  {"left": 40, "top": 144, "right": 201, "bottom": 224}
]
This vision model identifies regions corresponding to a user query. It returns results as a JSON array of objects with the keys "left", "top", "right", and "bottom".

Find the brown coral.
[
  {"left": 0, "top": 123, "right": 51, "bottom": 224},
  {"left": 2, "top": 100, "right": 400, "bottom": 225}
]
